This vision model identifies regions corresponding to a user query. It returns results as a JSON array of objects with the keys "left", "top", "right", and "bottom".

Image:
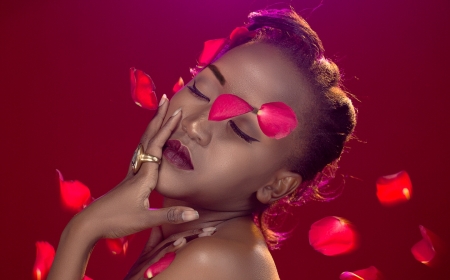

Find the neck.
[{"left": 161, "top": 198, "right": 253, "bottom": 239}]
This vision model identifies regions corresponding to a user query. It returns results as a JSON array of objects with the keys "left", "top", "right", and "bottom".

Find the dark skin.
[{"left": 48, "top": 42, "right": 313, "bottom": 280}]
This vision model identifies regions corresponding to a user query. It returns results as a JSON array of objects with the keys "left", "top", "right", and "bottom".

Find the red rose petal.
[
  {"left": 172, "top": 77, "right": 184, "bottom": 93},
  {"left": 340, "top": 266, "right": 382, "bottom": 280},
  {"left": 82, "top": 276, "right": 93, "bottom": 280},
  {"left": 376, "top": 170, "right": 412, "bottom": 206},
  {"left": 33, "top": 241, "right": 55, "bottom": 280},
  {"left": 145, "top": 252, "right": 176, "bottom": 278},
  {"left": 411, "top": 225, "right": 444, "bottom": 266},
  {"left": 57, "top": 169, "right": 93, "bottom": 213},
  {"left": 309, "top": 216, "right": 358, "bottom": 256},
  {"left": 130, "top": 67, "right": 158, "bottom": 110},
  {"left": 257, "top": 102, "right": 298, "bottom": 139},
  {"left": 208, "top": 94, "right": 253, "bottom": 121},
  {"left": 198, "top": 38, "right": 226, "bottom": 67},
  {"left": 105, "top": 234, "right": 135, "bottom": 255},
  {"left": 229, "top": 26, "right": 249, "bottom": 41}
]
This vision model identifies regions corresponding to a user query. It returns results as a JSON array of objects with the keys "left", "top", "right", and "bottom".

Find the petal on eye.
[
  {"left": 105, "top": 234, "right": 135, "bottom": 255},
  {"left": 411, "top": 225, "right": 444, "bottom": 267},
  {"left": 376, "top": 170, "right": 412, "bottom": 206},
  {"left": 309, "top": 216, "right": 359, "bottom": 256},
  {"left": 208, "top": 94, "right": 253, "bottom": 121},
  {"left": 33, "top": 241, "right": 55, "bottom": 280},
  {"left": 256, "top": 102, "right": 298, "bottom": 139},
  {"left": 57, "top": 169, "right": 93, "bottom": 213},
  {"left": 172, "top": 77, "right": 184, "bottom": 93},
  {"left": 130, "top": 67, "right": 158, "bottom": 110},
  {"left": 145, "top": 252, "right": 176, "bottom": 279},
  {"left": 198, "top": 38, "right": 226, "bottom": 67},
  {"left": 340, "top": 266, "right": 382, "bottom": 280}
]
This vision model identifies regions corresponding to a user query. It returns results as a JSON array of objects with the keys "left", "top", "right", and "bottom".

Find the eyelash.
[
  {"left": 229, "top": 120, "right": 259, "bottom": 143},
  {"left": 187, "top": 81, "right": 210, "bottom": 102}
]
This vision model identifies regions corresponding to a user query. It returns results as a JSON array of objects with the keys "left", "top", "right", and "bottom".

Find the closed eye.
[
  {"left": 187, "top": 81, "right": 210, "bottom": 102},
  {"left": 229, "top": 120, "right": 259, "bottom": 143}
]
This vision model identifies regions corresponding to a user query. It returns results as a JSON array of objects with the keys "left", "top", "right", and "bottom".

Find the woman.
[{"left": 48, "top": 8, "right": 356, "bottom": 280}]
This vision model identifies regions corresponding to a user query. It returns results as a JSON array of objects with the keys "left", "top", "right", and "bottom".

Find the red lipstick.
[{"left": 163, "top": 139, "right": 194, "bottom": 170}]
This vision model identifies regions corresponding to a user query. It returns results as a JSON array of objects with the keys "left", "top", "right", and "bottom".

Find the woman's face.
[{"left": 155, "top": 42, "right": 313, "bottom": 211}]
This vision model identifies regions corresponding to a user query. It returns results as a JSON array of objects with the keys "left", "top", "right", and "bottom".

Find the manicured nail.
[
  {"left": 202, "top": 227, "right": 216, "bottom": 233},
  {"left": 172, "top": 107, "right": 182, "bottom": 116},
  {"left": 158, "top": 94, "right": 167, "bottom": 107},
  {"left": 173, "top": 237, "right": 184, "bottom": 246},
  {"left": 198, "top": 231, "right": 214, "bottom": 238},
  {"left": 181, "top": 210, "right": 199, "bottom": 222}
]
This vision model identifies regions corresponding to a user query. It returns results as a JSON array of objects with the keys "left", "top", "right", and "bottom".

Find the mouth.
[{"left": 163, "top": 139, "right": 194, "bottom": 170}]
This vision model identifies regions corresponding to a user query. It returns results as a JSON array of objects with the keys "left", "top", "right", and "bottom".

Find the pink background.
[{"left": 1, "top": 0, "right": 449, "bottom": 279}]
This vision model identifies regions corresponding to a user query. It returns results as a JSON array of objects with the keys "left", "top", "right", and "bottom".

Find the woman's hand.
[{"left": 48, "top": 95, "right": 199, "bottom": 280}]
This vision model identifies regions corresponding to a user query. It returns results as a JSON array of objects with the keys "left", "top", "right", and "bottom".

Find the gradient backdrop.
[{"left": 1, "top": 0, "right": 449, "bottom": 279}]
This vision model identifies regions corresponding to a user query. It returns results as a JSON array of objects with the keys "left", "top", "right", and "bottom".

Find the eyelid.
[
  {"left": 229, "top": 120, "right": 259, "bottom": 143},
  {"left": 187, "top": 81, "right": 210, "bottom": 102}
]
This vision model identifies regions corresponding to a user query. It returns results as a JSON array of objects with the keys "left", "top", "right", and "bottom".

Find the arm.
[{"left": 48, "top": 97, "right": 199, "bottom": 280}]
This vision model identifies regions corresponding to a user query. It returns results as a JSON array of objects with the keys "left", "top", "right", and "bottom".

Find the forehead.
[{"left": 212, "top": 42, "right": 312, "bottom": 110}]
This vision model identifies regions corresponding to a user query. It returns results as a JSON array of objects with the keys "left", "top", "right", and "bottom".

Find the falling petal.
[
  {"left": 82, "top": 276, "right": 93, "bottom": 280},
  {"left": 208, "top": 94, "right": 253, "bottom": 121},
  {"left": 411, "top": 225, "right": 445, "bottom": 266},
  {"left": 309, "top": 216, "right": 358, "bottom": 256},
  {"left": 105, "top": 234, "right": 135, "bottom": 255},
  {"left": 130, "top": 67, "right": 158, "bottom": 110},
  {"left": 376, "top": 170, "right": 412, "bottom": 206},
  {"left": 340, "top": 266, "right": 382, "bottom": 280},
  {"left": 198, "top": 38, "right": 226, "bottom": 67},
  {"left": 145, "top": 252, "right": 176, "bottom": 279},
  {"left": 33, "top": 241, "right": 55, "bottom": 280},
  {"left": 257, "top": 102, "right": 298, "bottom": 139},
  {"left": 57, "top": 169, "right": 93, "bottom": 213},
  {"left": 172, "top": 77, "right": 184, "bottom": 93}
]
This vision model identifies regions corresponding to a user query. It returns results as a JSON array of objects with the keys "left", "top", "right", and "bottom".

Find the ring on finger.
[{"left": 131, "top": 143, "right": 161, "bottom": 174}]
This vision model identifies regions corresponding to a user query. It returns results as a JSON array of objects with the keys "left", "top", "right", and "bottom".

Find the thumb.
[{"left": 143, "top": 207, "right": 199, "bottom": 227}]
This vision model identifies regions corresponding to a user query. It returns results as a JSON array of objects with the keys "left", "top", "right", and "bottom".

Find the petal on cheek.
[
  {"left": 376, "top": 170, "right": 412, "bottom": 206},
  {"left": 33, "top": 241, "right": 55, "bottom": 280},
  {"left": 130, "top": 67, "right": 158, "bottom": 110},
  {"left": 57, "top": 169, "right": 93, "bottom": 213},
  {"left": 257, "top": 102, "right": 298, "bottom": 139},
  {"left": 208, "top": 94, "right": 253, "bottom": 121},
  {"left": 145, "top": 252, "right": 176, "bottom": 278},
  {"left": 340, "top": 266, "right": 383, "bottom": 280},
  {"left": 309, "top": 216, "right": 359, "bottom": 256}
]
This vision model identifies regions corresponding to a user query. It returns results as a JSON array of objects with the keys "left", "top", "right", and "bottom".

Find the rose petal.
[
  {"left": 33, "top": 241, "right": 55, "bottom": 280},
  {"left": 257, "top": 102, "right": 298, "bottom": 139},
  {"left": 340, "top": 266, "right": 382, "bottom": 280},
  {"left": 208, "top": 94, "right": 253, "bottom": 121},
  {"left": 82, "top": 276, "right": 93, "bottom": 280},
  {"left": 376, "top": 170, "right": 412, "bottom": 206},
  {"left": 172, "top": 77, "right": 184, "bottom": 93},
  {"left": 57, "top": 169, "right": 93, "bottom": 213},
  {"left": 105, "top": 234, "right": 135, "bottom": 255},
  {"left": 411, "top": 225, "right": 444, "bottom": 266},
  {"left": 198, "top": 38, "right": 226, "bottom": 67},
  {"left": 309, "top": 216, "right": 358, "bottom": 256},
  {"left": 145, "top": 252, "right": 176, "bottom": 278},
  {"left": 130, "top": 67, "right": 158, "bottom": 110}
]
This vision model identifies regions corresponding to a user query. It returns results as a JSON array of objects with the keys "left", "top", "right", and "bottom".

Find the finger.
[
  {"left": 139, "top": 94, "right": 170, "bottom": 147},
  {"left": 140, "top": 206, "right": 199, "bottom": 229},
  {"left": 144, "top": 226, "right": 163, "bottom": 252},
  {"left": 137, "top": 108, "right": 182, "bottom": 179}
]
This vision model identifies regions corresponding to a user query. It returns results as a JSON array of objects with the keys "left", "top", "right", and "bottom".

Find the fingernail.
[
  {"left": 202, "top": 227, "right": 216, "bottom": 233},
  {"left": 181, "top": 210, "right": 199, "bottom": 222},
  {"left": 173, "top": 237, "right": 184, "bottom": 246},
  {"left": 172, "top": 107, "right": 182, "bottom": 116},
  {"left": 158, "top": 94, "right": 167, "bottom": 107},
  {"left": 198, "top": 231, "right": 213, "bottom": 238}
]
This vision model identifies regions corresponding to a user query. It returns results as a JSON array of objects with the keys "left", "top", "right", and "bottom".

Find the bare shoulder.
[{"left": 154, "top": 219, "right": 280, "bottom": 280}]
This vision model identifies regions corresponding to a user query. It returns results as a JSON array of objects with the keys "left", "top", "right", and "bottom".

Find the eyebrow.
[{"left": 207, "top": 64, "right": 226, "bottom": 86}]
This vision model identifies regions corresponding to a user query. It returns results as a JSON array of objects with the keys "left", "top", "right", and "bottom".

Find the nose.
[{"left": 181, "top": 109, "right": 212, "bottom": 146}]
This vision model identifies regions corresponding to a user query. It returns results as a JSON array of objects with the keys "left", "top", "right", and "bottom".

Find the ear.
[{"left": 256, "top": 170, "right": 302, "bottom": 204}]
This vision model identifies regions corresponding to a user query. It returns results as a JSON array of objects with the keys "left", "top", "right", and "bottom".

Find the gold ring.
[{"left": 131, "top": 144, "right": 161, "bottom": 174}]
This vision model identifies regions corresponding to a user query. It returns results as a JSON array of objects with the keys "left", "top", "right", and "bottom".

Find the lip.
[{"left": 163, "top": 139, "right": 194, "bottom": 170}]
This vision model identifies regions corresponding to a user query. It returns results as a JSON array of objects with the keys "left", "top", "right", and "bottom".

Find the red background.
[{"left": 1, "top": 0, "right": 449, "bottom": 279}]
